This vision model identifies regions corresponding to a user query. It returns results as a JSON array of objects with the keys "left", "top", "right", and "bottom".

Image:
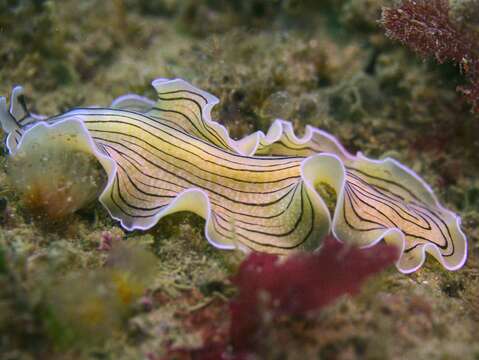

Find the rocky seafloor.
[{"left": 0, "top": 1, "right": 479, "bottom": 359}]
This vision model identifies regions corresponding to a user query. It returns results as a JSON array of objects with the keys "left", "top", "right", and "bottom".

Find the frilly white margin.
[{"left": 0, "top": 78, "right": 468, "bottom": 274}]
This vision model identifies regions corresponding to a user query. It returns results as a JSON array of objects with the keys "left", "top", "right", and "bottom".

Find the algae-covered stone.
[{"left": 7, "top": 145, "right": 106, "bottom": 220}]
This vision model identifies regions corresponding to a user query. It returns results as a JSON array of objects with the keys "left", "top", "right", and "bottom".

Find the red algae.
[
  {"left": 165, "top": 236, "right": 398, "bottom": 359},
  {"left": 382, "top": 0, "right": 479, "bottom": 112},
  {"left": 229, "top": 236, "right": 398, "bottom": 352}
]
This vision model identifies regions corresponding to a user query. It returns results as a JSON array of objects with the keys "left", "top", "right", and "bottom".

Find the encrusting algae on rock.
[
  {"left": 0, "top": 77, "right": 467, "bottom": 273},
  {"left": 41, "top": 238, "right": 157, "bottom": 348}
]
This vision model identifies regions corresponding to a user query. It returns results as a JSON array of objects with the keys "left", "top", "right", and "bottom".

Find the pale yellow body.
[{"left": 1, "top": 78, "right": 467, "bottom": 273}]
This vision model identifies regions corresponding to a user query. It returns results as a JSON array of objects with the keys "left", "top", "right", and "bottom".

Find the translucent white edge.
[{"left": 2, "top": 78, "right": 468, "bottom": 273}]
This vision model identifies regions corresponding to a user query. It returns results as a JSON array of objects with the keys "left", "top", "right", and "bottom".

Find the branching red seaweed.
[
  {"left": 381, "top": 0, "right": 479, "bottom": 112},
  {"left": 164, "top": 237, "right": 398, "bottom": 359}
]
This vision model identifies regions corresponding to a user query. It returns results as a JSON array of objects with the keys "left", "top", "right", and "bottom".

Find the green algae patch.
[{"left": 315, "top": 181, "right": 338, "bottom": 217}]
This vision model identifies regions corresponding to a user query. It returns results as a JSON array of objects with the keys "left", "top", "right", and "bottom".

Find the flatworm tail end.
[
  {"left": 227, "top": 117, "right": 467, "bottom": 273},
  {"left": 331, "top": 155, "right": 467, "bottom": 273}
]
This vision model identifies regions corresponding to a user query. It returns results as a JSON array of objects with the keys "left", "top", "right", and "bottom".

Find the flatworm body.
[{"left": 0, "top": 78, "right": 467, "bottom": 273}]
